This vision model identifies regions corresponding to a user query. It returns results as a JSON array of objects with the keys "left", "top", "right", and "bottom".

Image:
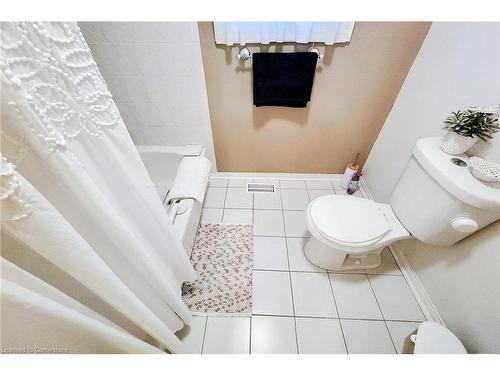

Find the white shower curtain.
[
  {"left": 0, "top": 22, "right": 196, "bottom": 353},
  {"left": 213, "top": 22, "right": 355, "bottom": 45}
]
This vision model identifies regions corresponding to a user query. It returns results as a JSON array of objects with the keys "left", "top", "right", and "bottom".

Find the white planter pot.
[{"left": 440, "top": 131, "right": 477, "bottom": 155}]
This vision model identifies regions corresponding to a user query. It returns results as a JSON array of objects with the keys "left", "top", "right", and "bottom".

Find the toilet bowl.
[
  {"left": 304, "top": 195, "right": 411, "bottom": 270},
  {"left": 303, "top": 137, "right": 500, "bottom": 271}
]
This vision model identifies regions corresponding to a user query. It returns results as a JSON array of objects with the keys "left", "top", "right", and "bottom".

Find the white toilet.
[
  {"left": 409, "top": 321, "right": 467, "bottom": 354},
  {"left": 304, "top": 137, "right": 500, "bottom": 271}
]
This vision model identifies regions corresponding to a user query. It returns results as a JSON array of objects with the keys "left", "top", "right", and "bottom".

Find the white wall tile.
[
  {"left": 119, "top": 75, "right": 154, "bottom": 102},
  {"left": 80, "top": 22, "right": 217, "bottom": 168},
  {"left": 79, "top": 22, "right": 109, "bottom": 43},
  {"left": 155, "top": 22, "right": 200, "bottom": 43},
  {"left": 104, "top": 75, "right": 133, "bottom": 102},
  {"left": 81, "top": 22, "right": 199, "bottom": 44},
  {"left": 161, "top": 43, "right": 204, "bottom": 76},
  {"left": 134, "top": 44, "right": 170, "bottom": 76},
  {"left": 126, "top": 102, "right": 165, "bottom": 126},
  {"left": 116, "top": 105, "right": 141, "bottom": 129}
]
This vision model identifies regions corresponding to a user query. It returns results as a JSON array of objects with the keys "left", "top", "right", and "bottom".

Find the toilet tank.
[{"left": 390, "top": 137, "right": 500, "bottom": 246}]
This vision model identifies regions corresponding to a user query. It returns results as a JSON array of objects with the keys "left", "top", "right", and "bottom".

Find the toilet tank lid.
[
  {"left": 414, "top": 321, "right": 467, "bottom": 354},
  {"left": 413, "top": 137, "right": 500, "bottom": 210}
]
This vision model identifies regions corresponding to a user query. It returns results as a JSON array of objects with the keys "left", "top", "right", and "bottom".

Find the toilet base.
[{"left": 304, "top": 237, "right": 383, "bottom": 271}]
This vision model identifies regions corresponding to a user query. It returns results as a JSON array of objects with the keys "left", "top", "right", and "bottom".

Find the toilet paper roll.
[{"left": 340, "top": 163, "right": 359, "bottom": 189}]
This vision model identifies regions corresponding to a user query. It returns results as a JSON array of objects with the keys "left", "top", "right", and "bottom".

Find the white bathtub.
[{"left": 137, "top": 144, "right": 206, "bottom": 256}]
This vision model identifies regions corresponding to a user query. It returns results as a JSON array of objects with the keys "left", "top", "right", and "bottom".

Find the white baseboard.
[
  {"left": 360, "top": 177, "right": 444, "bottom": 325},
  {"left": 209, "top": 172, "right": 343, "bottom": 180},
  {"left": 389, "top": 242, "right": 444, "bottom": 325},
  {"left": 359, "top": 176, "right": 374, "bottom": 200}
]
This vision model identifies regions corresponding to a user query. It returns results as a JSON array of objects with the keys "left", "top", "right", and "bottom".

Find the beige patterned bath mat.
[{"left": 182, "top": 224, "right": 253, "bottom": 314}]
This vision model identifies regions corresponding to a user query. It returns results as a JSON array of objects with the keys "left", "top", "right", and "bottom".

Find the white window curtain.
[
  {"left": 213, "top": 22, "right": 355, "bottom": 46},
  {"left": 0, "top": 22, "right": 196, "bottom": 354}
]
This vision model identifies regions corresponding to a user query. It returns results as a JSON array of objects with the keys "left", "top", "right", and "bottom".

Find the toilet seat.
[
  {"left": 307, "top": 195, "right": 392, "bottom": 251},
  {"left": 304, "top": 195, "right": 412, "bottom": 270}
]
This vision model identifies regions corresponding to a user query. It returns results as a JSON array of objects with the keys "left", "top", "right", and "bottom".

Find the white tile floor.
[{"left": 180, "top": 176, "right": 426, "bottom": 354}]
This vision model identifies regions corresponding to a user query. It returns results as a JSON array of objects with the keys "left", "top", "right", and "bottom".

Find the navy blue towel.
[{"left": 252, "top": 52, "right": 317, "bottom": 108}]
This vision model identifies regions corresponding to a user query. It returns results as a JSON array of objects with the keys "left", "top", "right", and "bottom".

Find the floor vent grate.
[{"left": 247, "top": 183, "right": 276, "bottom": 193}]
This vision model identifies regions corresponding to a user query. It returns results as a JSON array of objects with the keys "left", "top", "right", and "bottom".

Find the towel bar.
[{"left": 237, "top": 46, "right": 322, "bottom": 61}]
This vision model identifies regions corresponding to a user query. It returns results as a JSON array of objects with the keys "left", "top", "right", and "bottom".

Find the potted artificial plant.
[{"left": 441, "top": 107, "right": 500, "bottom": 155}]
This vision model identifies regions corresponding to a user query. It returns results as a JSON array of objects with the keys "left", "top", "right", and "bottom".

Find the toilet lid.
[
  {"left": 309, "top": 195, "right": 391, "bottom": 245},
  {"left": 414, "top": 321, "right": 467, "bottom": 354}
]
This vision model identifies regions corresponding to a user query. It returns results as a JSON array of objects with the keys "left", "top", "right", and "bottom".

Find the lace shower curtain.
[{"left": 0, "top": 22, "right": 196, "bottom": 354}]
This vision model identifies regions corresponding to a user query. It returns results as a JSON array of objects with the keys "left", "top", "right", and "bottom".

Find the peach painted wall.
[{"left": 199, "top": 22, "right": 430, "bottom": 173}]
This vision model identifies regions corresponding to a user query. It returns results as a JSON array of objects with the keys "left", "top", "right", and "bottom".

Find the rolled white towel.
[{"left": 166, "top": 156, "right": 211, "bottom": 205}]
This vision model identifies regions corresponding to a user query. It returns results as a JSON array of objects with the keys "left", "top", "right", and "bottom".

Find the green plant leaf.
[{"left": 442, "top": 107, "right": 499, "bottom": 142}]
